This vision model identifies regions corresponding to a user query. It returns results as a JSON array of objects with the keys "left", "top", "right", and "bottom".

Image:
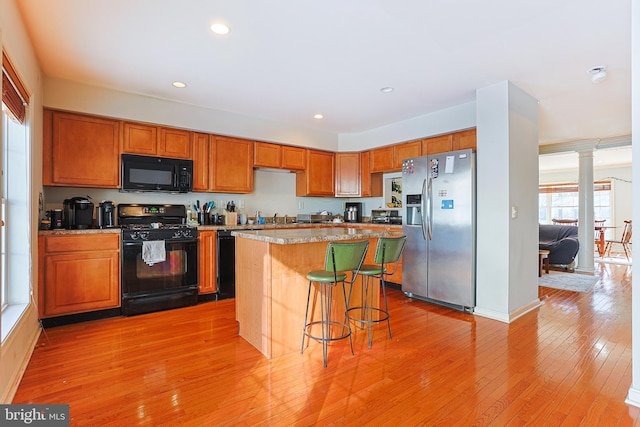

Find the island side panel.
[{"left": 236, "top": 237, "right": 272, "bottom": 358}]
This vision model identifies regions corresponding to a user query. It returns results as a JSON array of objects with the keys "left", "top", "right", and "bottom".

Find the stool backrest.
[
  {"left": 374, "top": 236, "right": 407, "bottom": 265},
  {"left": 325, "top": 240, "right": 369, "bottom": 283}
]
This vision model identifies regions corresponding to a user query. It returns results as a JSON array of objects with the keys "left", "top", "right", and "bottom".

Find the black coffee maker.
[
  {"left": 97, "top": 201, "right": 116, "bottom": 228},
  {"left": 63, "top": 197, "right": 94, "bottom": 229},
  {"left": 344, "top": 202, "right": 363, "bottom": 223}
]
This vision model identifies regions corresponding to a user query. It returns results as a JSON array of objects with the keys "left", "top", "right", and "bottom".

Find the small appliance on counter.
[
  {"left": 297, "top": 213, "right": 332, "bottom": 223},
  {"left": 371, "top": 209, "right": 402, "bottom": 225},
  {"left": 45, "top": 209, "right": 64, "bottom": 229},
  {"left": 344, "top": 202, "right": 363, "bottom": 223},
  {"left": 97, "top": 201, "right": 117, "bottom": 228},
  {"left": 63, "top": 197, "right": 94, "bottom": 229}
]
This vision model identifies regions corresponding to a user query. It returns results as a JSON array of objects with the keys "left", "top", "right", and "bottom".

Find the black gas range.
[{"left": 118, "top": 204, "right": 198, "bottom": 316}]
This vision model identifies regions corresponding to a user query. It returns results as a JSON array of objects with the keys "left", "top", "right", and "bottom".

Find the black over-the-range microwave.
[{"left": 121, "top": 154, "right": 193, "bottom": 193}]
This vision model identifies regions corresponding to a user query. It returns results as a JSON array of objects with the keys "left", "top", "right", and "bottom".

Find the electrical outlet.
[
  {"left": 298, "top": 201, "right": 304, "bottom": 210},
  {"left": 511, "top": 206, "right": 518, "bottom": 219}
]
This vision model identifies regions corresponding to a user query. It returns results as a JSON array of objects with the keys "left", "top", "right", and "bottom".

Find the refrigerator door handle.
[{"left": 426, "top": 177, "right": 433, "bottom": 240}]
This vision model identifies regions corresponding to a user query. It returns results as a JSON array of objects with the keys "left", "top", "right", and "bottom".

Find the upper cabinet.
[
  {"left": 423, "top": 129, "right": 477, "bottom": 154},
  {"left": 158, "top": 127, "right": 191, "bottom": 158},
  {"left": 335, "top": 152, "right": 361, "bottom": 197},
  {"left": 360, "top": 151, "right": 382, "bottom": 197},
  {"left": 122, "top": 122, "right": 191, "bottom": 159},
  {"left": 296, "top": 149, "right": 335, "bottom": 196},
  {"left": 254, "top": 142, "right": 306, "bottom": 171},
  {"left": 453, "top": 128, "right": 477, "bottom": 151},
  {"left": 422, "top": 134, "right": 452, "bottom": 154},
  {"left": 370, "top": 145, "right": 394, "bottom": 173},
  {"left": 254, "top": 142, "right": 282, "bottom": 168},
  {"left": 281, "top": 146, "right": 306, "bottom": 170},
  {"left": 43, "top": 109, "right": 121, "bottom": 188},
  {"left": 211, "top": 136, "right": 254, "bottom": 193},
  {"left": 192, "top": 132, "right": 212, "bottom": 191},
  {"left": 392, "top": 140, "right": 422, "bottom": 169}
]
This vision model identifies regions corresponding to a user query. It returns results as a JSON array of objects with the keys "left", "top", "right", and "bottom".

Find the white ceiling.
[
  {"left": 15, "top": 0, "right": 631, "bottom": 146},
  {"left": 539, "top": 145, "right": 632, "bottom": 172}
]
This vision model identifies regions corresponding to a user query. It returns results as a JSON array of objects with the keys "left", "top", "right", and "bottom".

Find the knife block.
[{"left": 224, "top": 210, "right": 238, "bottom": 226}]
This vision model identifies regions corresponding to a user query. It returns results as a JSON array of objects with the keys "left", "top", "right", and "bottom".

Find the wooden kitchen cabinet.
[
  {"left": 296, "top": 149, "right": 335, "bottom": 196},
  {"left": 423, "top": 134, "right": 453, "bottom": 154},
  {"left": 360, "top": 151, "right": 383, "bottom": 197},
  {"left": 123, "top": 122, "right": 191, "bottom": 158},
  {"left": 281, "top": 145, "right": 306, "bottom": 170},
  {"left": 393, "top": 140, "right": 422, "bottom": 169},
  {"left": 335, "top": 152, "right": 361, "bottom": 197},
  {"left": 453, "top": 128, "right": 477, "bottom": 151},
  {"left": 211, "top": 136, "right": 254, "bottom": 193},
  {"left": 198, "top": 230, "right": 217, "bottom": 294},
  {"left": 122, "top": 122, "right": 157, "bottom": 155},
  {"left": 369, "top": 145, "right": 394, "bottom": 173},
  {"left": 254, "top": 142, "right": 282, "bottom": 168},
  {"left": 43, "top": 109, "right": 121, "bottom": 188},
  {"left": 191, "top": 132, "right": 212, "bottom": 191},
  {"left": 158, "top": 127, "right": 191, "bottom": 158},
  {"left": 38, "top": 233, "right": 121, "bottom": 318},
  {"left": 254, "top": 142, "right": 306, "bottom": 171}
]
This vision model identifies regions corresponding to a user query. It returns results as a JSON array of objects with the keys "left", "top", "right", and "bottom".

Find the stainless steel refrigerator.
[{"left": 402, "top": 149, "right": 476, "bottom": 310}]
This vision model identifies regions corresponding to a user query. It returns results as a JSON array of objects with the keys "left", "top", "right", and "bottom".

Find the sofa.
[{"left": 539, "top": 224, "right": 580, "bottom": 266}]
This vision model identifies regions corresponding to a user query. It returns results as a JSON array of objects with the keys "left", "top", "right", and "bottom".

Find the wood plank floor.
[{"left": 13, "top": 263, "right": 640, "bottom": 426}]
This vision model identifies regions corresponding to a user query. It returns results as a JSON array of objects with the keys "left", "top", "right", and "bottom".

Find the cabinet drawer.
[{"left": 44, "top": 234, "right": 120, "bottom": 253}]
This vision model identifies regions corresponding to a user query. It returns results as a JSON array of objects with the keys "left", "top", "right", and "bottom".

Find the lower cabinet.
[
  {"left": 198, "top": 230, "right": 217, "bottom": 294},
  {"left": 38, "top": 233, "right": 121, "bottom": 318}
]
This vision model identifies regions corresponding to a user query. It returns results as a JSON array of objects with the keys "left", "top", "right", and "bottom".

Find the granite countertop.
[
  {"left": 38, "top": 228, "right": 122, "bottom": 235},
  {"left": 37, "top": 222, "right": 402, "bottom": 236},
  {"left": 231, "top": 227, "right": 404, "bottom": 245}
]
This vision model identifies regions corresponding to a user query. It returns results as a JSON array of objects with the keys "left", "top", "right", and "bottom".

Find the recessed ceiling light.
[
  {"left": 313, "top": 114, "right": 324, "bottom": 120},
  {"left": 380, "top": 87, "right": 394, "bottom": 93},
  {"left": 587, "top": 65, "right": 607, "bottom": 84},
  {"left": 211, "top": 23, "right": 231, "bottom": 35},
  {"left": 172, "top": 81, "right": 187, "bottom": 88}
]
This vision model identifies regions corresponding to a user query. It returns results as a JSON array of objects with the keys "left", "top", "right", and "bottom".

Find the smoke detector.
[{"left": 588, "top": 65, "right": 607, "bottom": 84}]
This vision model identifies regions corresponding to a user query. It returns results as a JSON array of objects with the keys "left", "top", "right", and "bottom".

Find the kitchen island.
[{"left": 232, "top": 227, "right": 404, "bottom": 359}]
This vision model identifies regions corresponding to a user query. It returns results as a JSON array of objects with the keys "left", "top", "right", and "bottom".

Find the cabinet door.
[
  {"left": 369, "top": 146, "right": 394, "bottom": 173},
  {"left": 123, "top": 122, "right": 157, "bottom": 155},
  {"left": 296, "top": 150, "right": 335, "bottom": 196},
  {"left": 393, "top": 140, "right": 422, "bottom": 169},
  {"left": 423, "top": 134, "right": 453, "bottom": 154},
  {"left": 159, "top": 127, "right": 191, "bottom": 158},
  {"left": 43, "top": 251, "right": 121, "bottom": 316},
  {"left": 453, "top": 128, "right": 477, "bottom": 151},
  {"left": 44, "top": 110, "right": 120, "bottom": 188},
  {"left": 192, "top": 132, "right": 211, "bottom": 191},
  {"left": 211, "top": 136, "right": 254, "bottom": 193},
  {"left": 360, "top": 151, "right": 382, "bottom": 197},
  {"left": 254, "top": 142, "right": 282, "bottom": 168},
  {"left": 335, "top": 152, "right": 361, "bottom": 197},
  {"left": 198, "top": 231, "right": 217, "bottom": 294},
  {"left": 281, "top": 145, "right": 306, "bottom": 170}
]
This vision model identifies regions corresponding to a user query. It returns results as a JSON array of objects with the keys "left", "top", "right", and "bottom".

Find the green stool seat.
[
  {"left": 347, "top": 236, "right": 406, "bottom": 349},
  {"left": 301, "top": 240, "right": 369, "bottom": 367}
]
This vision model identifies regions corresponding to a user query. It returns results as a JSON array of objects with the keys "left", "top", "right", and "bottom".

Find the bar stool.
[
  {"left": 301, "top": 240, "right": 369, "bottom": 367},
  {"left": 347, "top": 236, "right": 406, "bottom": 349}
]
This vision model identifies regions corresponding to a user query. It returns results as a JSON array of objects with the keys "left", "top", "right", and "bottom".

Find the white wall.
[{"left": 338, "top": 101, "right": 476, "bottom": 151}]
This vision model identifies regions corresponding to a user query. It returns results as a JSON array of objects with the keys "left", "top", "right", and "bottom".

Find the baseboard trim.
[{"left": 474, "top": 299, "right": 541, "bottom": 323}]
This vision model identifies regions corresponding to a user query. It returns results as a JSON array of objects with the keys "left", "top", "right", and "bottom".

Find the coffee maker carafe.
[
  {"left": 344, "top": 202, "right": 363, "bottom": 223},
  {"left": 97, "top": 201, "right": 116, "bottom": 228}
]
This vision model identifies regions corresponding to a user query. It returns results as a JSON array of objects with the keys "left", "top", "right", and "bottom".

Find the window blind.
[{"left": 2, "top": 51, "right": 29, "bottom": 123}]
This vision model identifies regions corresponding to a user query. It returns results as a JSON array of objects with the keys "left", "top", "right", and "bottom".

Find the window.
[
  {"left": 2, "top": 51, "right": 32, "bottom": 341},
  {"left": 538, "top": 181, "right": 612, "bottom": 235}
]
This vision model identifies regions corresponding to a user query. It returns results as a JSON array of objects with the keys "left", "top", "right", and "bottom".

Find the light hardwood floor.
[{"left": 14, "top": 263, "right": 640, "bottom": 426}]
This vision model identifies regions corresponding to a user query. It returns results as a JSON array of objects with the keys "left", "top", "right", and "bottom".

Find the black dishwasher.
[{"left": 216, "top": 230, "right": 235, "bottom": 299}]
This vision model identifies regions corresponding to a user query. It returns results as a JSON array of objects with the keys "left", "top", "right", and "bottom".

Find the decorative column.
[{"left": 576, "top": 149, "right": 595, "bottom": 273}]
